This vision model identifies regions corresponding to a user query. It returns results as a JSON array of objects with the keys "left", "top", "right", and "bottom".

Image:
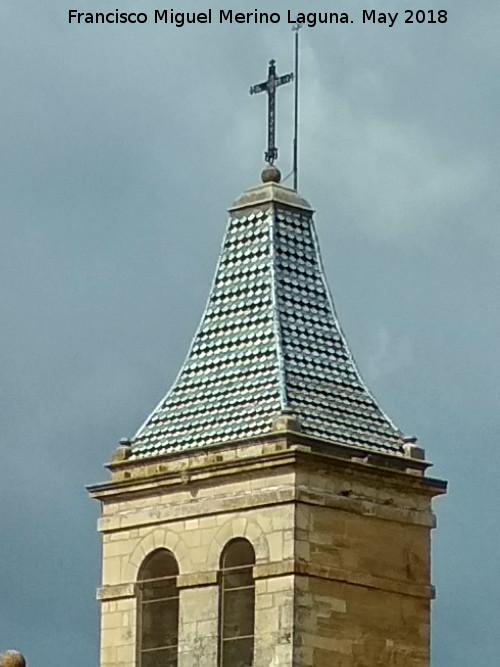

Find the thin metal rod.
[{"left": 292, "top": 25, "right": 301, "bottom": 191}]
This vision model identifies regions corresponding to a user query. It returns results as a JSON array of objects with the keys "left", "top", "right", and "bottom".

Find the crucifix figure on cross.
[{"left": 250, "top": 59, "right": 293, "bottom": 166}]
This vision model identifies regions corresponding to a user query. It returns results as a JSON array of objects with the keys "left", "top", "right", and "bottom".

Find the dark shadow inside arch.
[
  {"left": 218, "top": 538, "right": 256, "bottom": 667},
  {"left": 137, "top": 548, "right": 179, "bottom": 667}
]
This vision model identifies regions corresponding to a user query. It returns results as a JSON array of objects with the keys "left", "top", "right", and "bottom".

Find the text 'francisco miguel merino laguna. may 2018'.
[{"left": 67, "top": 8, "right": 448, "bottom": 27}]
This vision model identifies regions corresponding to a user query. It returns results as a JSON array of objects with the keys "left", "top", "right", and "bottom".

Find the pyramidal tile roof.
[{"left": 130, "top": 177, "right": 406, "bottom": 459}]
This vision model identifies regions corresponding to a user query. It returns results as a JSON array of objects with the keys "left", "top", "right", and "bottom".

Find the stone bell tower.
[{"left": 89, "top": 166, "right": 446, "bottom": 666}]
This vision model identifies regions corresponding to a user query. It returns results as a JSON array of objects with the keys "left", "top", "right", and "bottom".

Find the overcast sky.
[{"left": 1, "top": 0, "right": 499, "bottom": 664}]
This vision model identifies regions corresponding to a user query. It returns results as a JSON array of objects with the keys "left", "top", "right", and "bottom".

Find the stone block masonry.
[{"left": 89, "top": 435, "right": 445, "bottom": 667}]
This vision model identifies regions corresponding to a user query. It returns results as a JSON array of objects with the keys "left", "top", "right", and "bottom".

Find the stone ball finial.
[
  {"left": 1, "top": 651, "right": 26, "bottom": 667},
  {"left": 403, "top": 436, "right": 425, "bottom": 461},
  {"left": 261, "top": 164, "right": 281, "bottom": 184},
  {"left": 403, "top": 442, "right": 426, "bottom": 461},
  {"left": 272, "top": 410, "right": 301, "bottom": 433},
  {"left": 111, "top": 438, "right": 132, "bottom": 463}
]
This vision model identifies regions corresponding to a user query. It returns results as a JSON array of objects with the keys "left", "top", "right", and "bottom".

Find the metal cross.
[{"left": 250, "top": 59, "right": 293, "bottom": 166}]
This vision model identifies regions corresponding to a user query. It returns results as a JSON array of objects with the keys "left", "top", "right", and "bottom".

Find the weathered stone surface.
[
  {"left": 89, "top": 436, "right": 444, "bottom": 666},
  {"left": 0, "top": 652, "right": 26, "bottom": 667}
]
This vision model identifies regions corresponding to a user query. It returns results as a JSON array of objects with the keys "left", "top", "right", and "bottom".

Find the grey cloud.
[{"left": 1, "top": 1, "right": 499, "bottom": 665}]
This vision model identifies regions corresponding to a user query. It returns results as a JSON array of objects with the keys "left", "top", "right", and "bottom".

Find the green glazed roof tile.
[{"left": 129, "top": 181, "right": 405, "bottom": 459}]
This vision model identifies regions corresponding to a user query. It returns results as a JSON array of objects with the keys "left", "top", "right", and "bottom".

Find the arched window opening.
[
  {"left": 137, "top": 549, "right": 179, "bottom": 667},
  {"left": 218, "top": 538, "right": 256, "bottom": 667}
]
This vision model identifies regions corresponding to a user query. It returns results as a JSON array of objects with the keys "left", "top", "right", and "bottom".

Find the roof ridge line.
[{"left": 269, "top": 203, "right": 289, "bottom": 412}]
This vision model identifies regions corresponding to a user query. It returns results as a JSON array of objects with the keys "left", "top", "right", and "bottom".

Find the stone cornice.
[
  {"left": 88, "top": 435, "right": 445, "bottom": 504},
  {"left": 96, "top": 560, "right": 433, "bottom": 602},
  {"left": 177, "top": 571, "right": 218, "bottom": 589},
  {"left": 253, "top": 559, "right": 435, "bottom": 600},
  {"left": 97, "top": 582, "right": 135, "bottom": 601},
  {"left": 95, "top": 479, "right": 436, "bottom": 535}
]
